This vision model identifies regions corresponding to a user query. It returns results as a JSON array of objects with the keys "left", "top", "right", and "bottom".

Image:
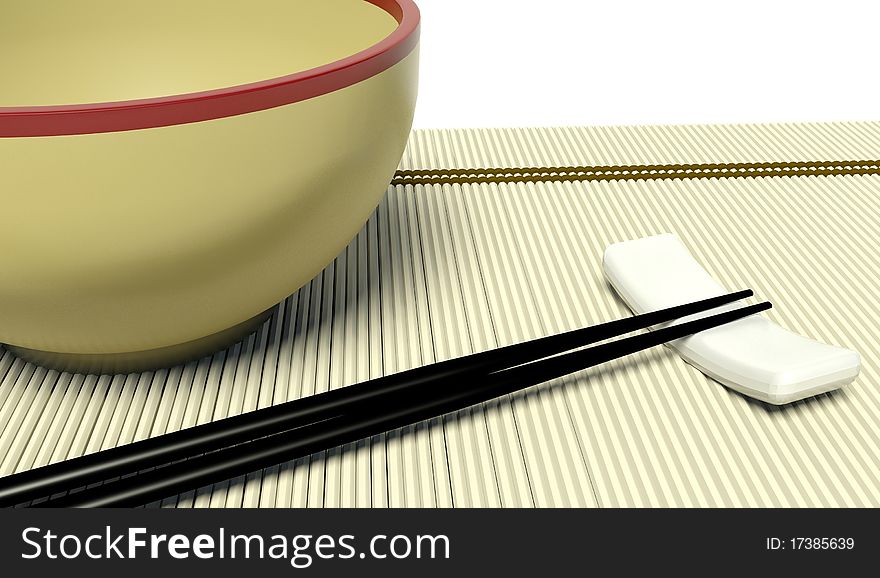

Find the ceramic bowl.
[{"left": 0, "top": 0, "right": 419, "bottom": 372}]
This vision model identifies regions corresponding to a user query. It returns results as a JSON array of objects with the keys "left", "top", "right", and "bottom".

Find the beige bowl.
[{"left": 0, "top": 0, "right": 420, "bottom": 373}]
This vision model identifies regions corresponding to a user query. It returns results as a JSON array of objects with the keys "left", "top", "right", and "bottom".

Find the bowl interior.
[{"left": 0, "top": 0, "right": 398, "bottom": 107}]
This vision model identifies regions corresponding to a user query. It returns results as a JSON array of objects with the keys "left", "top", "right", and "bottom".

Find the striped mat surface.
[{"left": 2, "top": 122, "right": 879, "bottom": 507}]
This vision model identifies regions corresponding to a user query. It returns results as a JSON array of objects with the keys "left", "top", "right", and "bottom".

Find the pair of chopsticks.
[{"left": 0, "top": 290, "right": 767, "bottom": 508}]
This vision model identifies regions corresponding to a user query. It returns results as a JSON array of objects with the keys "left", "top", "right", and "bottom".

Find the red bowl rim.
[{"left": 0, "top": 0, "right": 420, "bottom": 137}]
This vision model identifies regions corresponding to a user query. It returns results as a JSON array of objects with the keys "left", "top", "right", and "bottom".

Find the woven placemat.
[{"left": 2, "top": 121, "right": 879, "bottom": 507}]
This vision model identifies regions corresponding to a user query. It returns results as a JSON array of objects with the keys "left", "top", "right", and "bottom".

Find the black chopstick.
[
  {"left": 39, "top": 300, "right": 770, "bottom": 508},
  {"left": 0, "top": 290, "right": 752, "bottom": 507}
]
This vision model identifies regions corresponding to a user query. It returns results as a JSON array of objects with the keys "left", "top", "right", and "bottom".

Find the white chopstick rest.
[{"left": 602, "top": 233, "right": 860, "bottom": 405}]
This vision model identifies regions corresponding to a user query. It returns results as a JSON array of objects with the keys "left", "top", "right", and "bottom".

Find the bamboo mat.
[{"left": 2, "top": 122, "right": 879, "bottom": 508}]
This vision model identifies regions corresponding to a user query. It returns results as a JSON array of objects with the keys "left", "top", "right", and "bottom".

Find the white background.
[{"left": 411, "top": 0, "right": 880, "bottom": 129}]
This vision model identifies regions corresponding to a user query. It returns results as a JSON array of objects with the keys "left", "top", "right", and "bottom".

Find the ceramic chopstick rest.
[{"left": 603, "top": 233, "right": 860, "bottom": 404}]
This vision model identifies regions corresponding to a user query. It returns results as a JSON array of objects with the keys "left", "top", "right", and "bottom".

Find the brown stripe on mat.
[{"left": 392, "top": 160, "right": 880, "bottom": 185}]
